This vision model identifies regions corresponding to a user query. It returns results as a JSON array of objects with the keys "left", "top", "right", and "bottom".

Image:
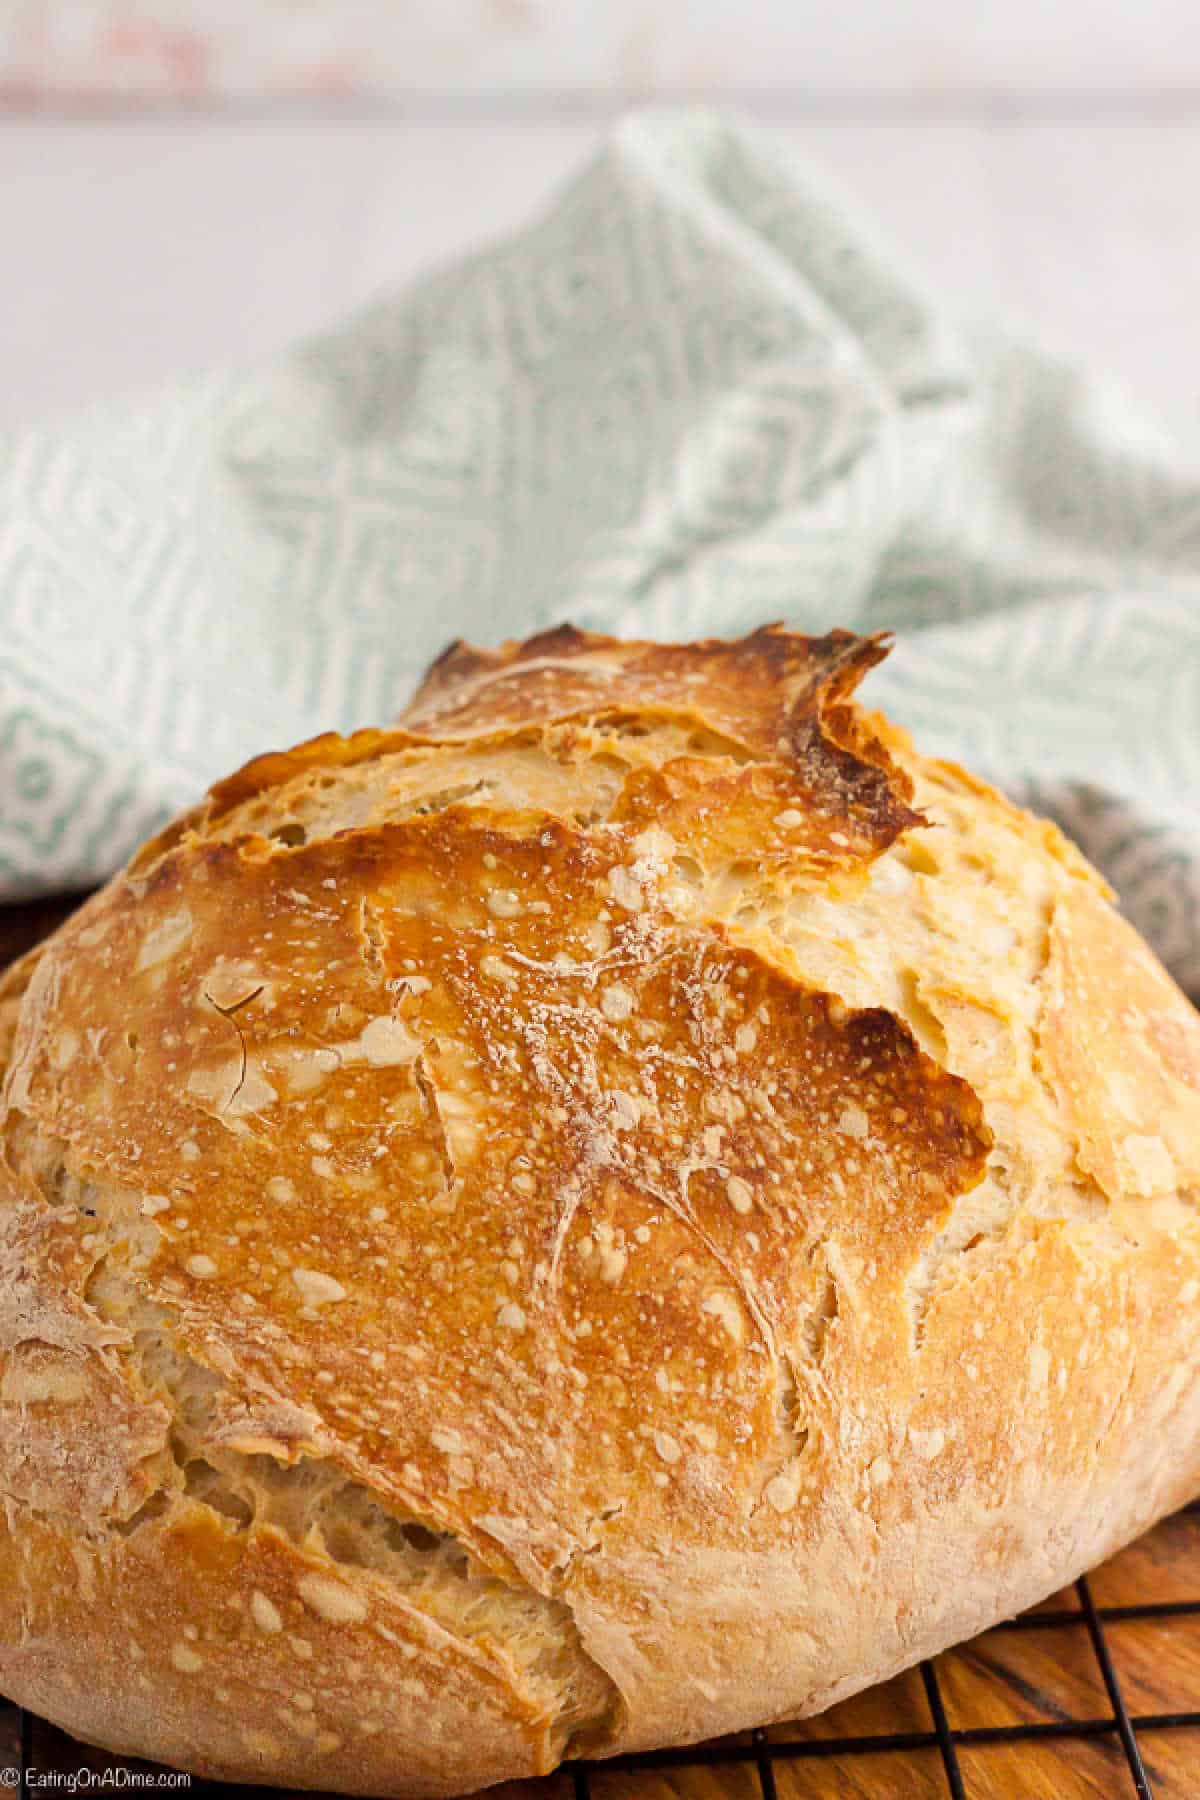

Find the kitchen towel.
[{"left": 2, "top": 109, "right": 1198, "bottom": 987}]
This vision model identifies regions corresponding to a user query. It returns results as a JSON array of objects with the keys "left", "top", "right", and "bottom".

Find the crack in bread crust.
[
  {"left": 86, "top": 1258, "right": 623, "bottom": 1753},
  {"left": 0, "top": 1112, "right": 624, "bottom": 1778}
]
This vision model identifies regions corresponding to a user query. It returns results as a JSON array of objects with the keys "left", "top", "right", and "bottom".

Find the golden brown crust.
[
  {"left": 0, "top": 624, "right": 1199, "bottom": 1793},
  {"left": 1039, "top": 882, "right": 1200, "bottom": 1202},
  {"left": 134, "top": 628, "right": 920, "bottom": 931},
  {"left": 404, "top": 623, "right": 872, "bottom": 748},
  {"left": 0, "top": 1504, "right": 551, "bottom": 1794},
  {"left": 403, "top": 623, "right": 919, "bottom": 859}
]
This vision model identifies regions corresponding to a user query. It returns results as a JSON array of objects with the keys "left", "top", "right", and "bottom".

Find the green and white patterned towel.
[{"left": 2, "top": 110, "right": 1198, "bottom": 987}]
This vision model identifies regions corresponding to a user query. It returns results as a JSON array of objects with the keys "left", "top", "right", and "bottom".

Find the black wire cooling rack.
[{"left": 4, "top": 1500, "right": 1200, "bottom": 1800}]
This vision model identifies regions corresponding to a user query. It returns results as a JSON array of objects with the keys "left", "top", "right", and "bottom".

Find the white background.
[
  {"left": 3, "top": 2, "right": 1200, "bottom": 447},
  {"left": 3, "top": 2, "right": 1200, "bottom": 100}
]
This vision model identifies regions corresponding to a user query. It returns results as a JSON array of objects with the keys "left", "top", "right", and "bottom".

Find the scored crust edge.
[{"left": 0, "top": 623, "right": 1197, "bottom": 1794}]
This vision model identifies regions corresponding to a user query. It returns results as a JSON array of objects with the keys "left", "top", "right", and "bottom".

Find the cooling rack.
[{"left": 3, "top": 1498, "right": 1199, "bottom": 1799}]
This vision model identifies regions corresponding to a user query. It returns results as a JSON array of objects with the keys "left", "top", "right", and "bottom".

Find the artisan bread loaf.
[{"left": 1, "top": 624, "right": 1199, "bottom": 1795}]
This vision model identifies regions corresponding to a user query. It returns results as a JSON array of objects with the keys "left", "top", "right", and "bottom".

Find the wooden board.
[{"left": 2, "top": 896, "right": 1199, "bottom": 1798}]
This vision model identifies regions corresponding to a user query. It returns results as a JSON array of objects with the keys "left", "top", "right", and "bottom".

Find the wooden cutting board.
[{"left": 2, "top": 898, "right": 1199, "bottom": 1798}]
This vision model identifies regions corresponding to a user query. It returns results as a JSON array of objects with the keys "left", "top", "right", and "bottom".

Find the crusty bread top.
[
  {"left": 139, "top": 625, "right": 920, "bottom": 896},
  {"left": 2, "top": 623, "right": 1200, "bottom": 1777}
]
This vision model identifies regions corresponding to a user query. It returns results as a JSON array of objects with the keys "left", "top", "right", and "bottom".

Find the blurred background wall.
[
  {"left": 3, "top": 2, "right": 1198, "bottom": 106},
  {"left": 2, "top": 1, "right": 1199, "bottom": 441}
]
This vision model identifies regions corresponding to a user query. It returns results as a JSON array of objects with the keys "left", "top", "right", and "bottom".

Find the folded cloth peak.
[{"left": 1, "top": 108, "right": 1197, "bottom": 987}]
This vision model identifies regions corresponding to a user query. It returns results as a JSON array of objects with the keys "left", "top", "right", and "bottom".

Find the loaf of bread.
[{"left": 1, "top": 625, "right": 1198, "bottom": 1795}]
